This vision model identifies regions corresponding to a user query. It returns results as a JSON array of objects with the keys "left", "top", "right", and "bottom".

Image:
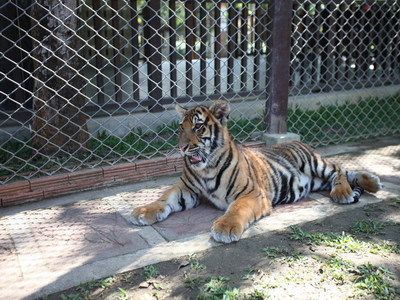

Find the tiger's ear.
[
  {"left": 175, "top": 104, "right": 187, "bottom": 119},
  {"left": 209, "top": 100, "right": 230, "bottom": 125}
]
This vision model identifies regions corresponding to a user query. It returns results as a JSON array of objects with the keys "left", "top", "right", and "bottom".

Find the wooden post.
[
  {"left": 92, "top": 0, "right": 105, "bottom": 105},
  {"left": 30, "top": 0, "right": 89, "bottom": 155},
  {"left": 143, "top": 0, "right": 163, "bottom": 111},
  {"left": 169, "top": 0, "right": 177, "bottom": 98},
  {"left": 185, "top": 1, "right": 196, "bottom": 97},
  {"left": 111, "top": 0, "right": 123, "bottom": 103},
  {"left": 130, "top": 0, "right": 140, "bottom": 103},
  {"left": 265, "top": 0, "right": 293, "bottom": 134}
]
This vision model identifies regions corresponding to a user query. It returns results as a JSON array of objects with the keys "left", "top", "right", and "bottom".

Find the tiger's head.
[{"left": 176, "top": 100, "right": 231, "bottom": 170}]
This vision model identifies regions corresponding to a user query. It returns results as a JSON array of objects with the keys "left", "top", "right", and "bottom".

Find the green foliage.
[
  {"left": 354, "top": 264, "right": 396, "bottom": 300},
  {"left": 244, "top": 286, "right": 270, "bottom": 300},
  {"left": 197, "top": 276, "right": 234, "bottom": 300},
  {"left": 188, "top": 253, "right": 206, "bottom": 271},
  {"left": 351, "top": 220, "right": 385, "bottom": 235},
  {"left": 184, "top": 276, "right": 209, "bottom": 289},
  {"left": 289, "top": 225, "right": 399, "bottom": 254},
  {"left": 322, "top": 256, "right": 353, "bottom": 283},
  {"left": 117, "top": 287, "right": 128, "bottom": 300},
  {"left": 143, "top": 265, "right": 159, "bottom": 280}
]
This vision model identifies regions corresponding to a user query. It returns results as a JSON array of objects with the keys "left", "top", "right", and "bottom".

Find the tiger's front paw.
[
  {"left": 330, "top": 180, "right": 355, "bottom": 204},
  {"left": 211, "top": 217, "right": 244, "bottom": 244},
  {"left": 131, "top": 202, "right": 170, "bottom": 226}
]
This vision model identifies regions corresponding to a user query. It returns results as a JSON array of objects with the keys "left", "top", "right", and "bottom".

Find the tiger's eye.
[{"left": 194, "top": 123, "right": 203, "bottom": 130}]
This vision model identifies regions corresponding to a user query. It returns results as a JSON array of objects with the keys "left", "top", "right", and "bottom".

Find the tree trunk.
[{"left": 31, "top": 0, "right": 88, "bottom": 155}]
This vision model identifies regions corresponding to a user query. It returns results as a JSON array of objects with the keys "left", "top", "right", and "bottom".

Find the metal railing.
[{"left": 0, "top": 0, "right": 399, "bottom": 185}]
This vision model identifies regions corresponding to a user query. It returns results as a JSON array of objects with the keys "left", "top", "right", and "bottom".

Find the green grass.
[
  {"left": 197, "top": 276, "right": 236, "bottom": 300},
  {"left": 184, "top": 275, "right": 209, "bottom": 289},
  {"left": 351, "top": 220, "right": 386, "bottom": 235},
  {"left": 261, "top": 246, "right": 303, "bottom": 263},
  {"left": 116, "top": 287, "right": 128, "bottom": 300},
  {"left": 1, "top": 94, "right": 399, "bottom": 181},
  {"left": 244, "top": 286, "right": 270, "bottom": 300},
  {"left": 188, "top": 254, "right": 206, "bottom": 271},
  {"left": 143, "top": 265, "right": 159, "bottom": 280},
  {"left": 353, "top": 263, "right": 396, "bottom": 300},
  {"left": 289, "top": 225, "right": 399, "bottom": 254},
  {"left": 321, "top": 256, "right": 353, "bottom": 284}
]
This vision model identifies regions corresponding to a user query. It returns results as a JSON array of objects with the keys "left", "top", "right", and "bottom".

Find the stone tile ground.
[{"left": 0, "top": 136, "right": 399, "bottom": 300}]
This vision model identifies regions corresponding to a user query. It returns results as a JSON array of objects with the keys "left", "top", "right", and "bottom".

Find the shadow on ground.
[{"left": 45, "top": 196, "right": 400, "bottom": 300}]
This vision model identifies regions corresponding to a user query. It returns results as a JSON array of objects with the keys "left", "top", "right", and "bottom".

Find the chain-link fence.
[
  {"left": 288, "top": 0, "right": 400, "bottom": 145},
  {"left": 0, "top": 0, "right": 399, "bottom": 187}
]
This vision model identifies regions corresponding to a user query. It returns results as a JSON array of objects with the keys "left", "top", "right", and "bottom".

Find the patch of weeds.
[
  {"left": 351, "top": 220, "right": 385, "bottom": 235},
  {"left": 60, "top": 294, "right": 81, "bottom": 300},
  {"left": 222, "top": 288, "right": 240, "bottom": 300},
  {"left": 188, "top": 253, "right": 206, "bottom": 271},
  {"left": 143, "top": 265, "right": 159, "bottom": 280},
  {"left": 197, "top": 276, "right": 234, "bottom": 300},
  {"left": 183, "top": 275, "right": 209, "bottom": 289},
  {"left": 152, "top": 282, "right": 164, "bottom": 291},
  {"left": 289, "top": 226, "right": 399, "bottom": 254},
  {"left": 261, "top": 247, "right": 285, "bottom": 259},
  {"left": 99, "top": 276, "right": 116, "bottom": 289},
  {"left": 242, "top": 267, "right": 257, "bottom": 280},
  {"left": 72, "top": 276, "right": 116, "bottom": 298},
  {"left": 370, "top": 241, "right": 400, "bottom": 254},
  {"left": 120, "top": 272, "right": 134, "bottom": 283},
  {"left": 363, "top": 204, "right": 385, "bottom": 216},
  {"left": 353, "top": 263, "right": 396, "bottom": 300},
  {"left": 244, "top": 285, "right": 270, "bottom": 300},
  {"left": 322, "top": 256, "right": 352, "bottom": 284},
  {"left": 289, "top": 225, "right": 318, "bottom": 243},
  {"left": 117, "top": 287, "right": 128, "bottom": 300},
  {"left": 389, "top": 197, "right": 400, "bottom": 208},
  {"left": 261, "top": 246, "right": 303, "bottom": 262}
]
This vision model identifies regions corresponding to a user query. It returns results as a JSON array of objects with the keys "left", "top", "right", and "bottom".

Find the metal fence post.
[{"left": 265, "top": 0, "right": 293, "bottom": 134}]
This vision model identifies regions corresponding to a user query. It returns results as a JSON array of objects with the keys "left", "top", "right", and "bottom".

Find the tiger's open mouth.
[{"left": 187, "top": 154, "right": 203, "bottom": 164}]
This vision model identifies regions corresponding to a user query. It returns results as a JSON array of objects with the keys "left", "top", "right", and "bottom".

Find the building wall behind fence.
[{"left": 0, "top": 0, "right": 399, "bottom": 187}]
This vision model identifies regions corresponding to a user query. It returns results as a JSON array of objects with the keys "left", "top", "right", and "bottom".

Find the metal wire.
[{"left": 0, "top": 0, "right": 399, "bottom": 184}]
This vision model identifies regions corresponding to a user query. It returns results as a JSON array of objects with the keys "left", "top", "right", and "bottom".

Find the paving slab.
[{"left": 0, "top": 135, "right": 399, "bottom": 299}]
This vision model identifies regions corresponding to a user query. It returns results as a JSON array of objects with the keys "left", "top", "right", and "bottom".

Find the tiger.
[{"left": 131, "top": 100, "right": 382, "bottom": 243}]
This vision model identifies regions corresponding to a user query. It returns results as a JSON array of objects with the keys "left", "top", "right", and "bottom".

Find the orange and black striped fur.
[{"left": 132, "top": 100, "right": 382, "bottom": 243}]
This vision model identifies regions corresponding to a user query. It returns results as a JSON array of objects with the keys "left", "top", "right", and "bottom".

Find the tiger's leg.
[
  {"left": 132, "top": 183, "right": 198, "bottom": 226},
  {"left": 211, "top": 191, "right": 272, "bottom": 243},
  {"left": 283, "top": 142, "right": 381, "bottom": 203},
  {"left": 346, "top": 171, "right": 382, "bottom": 193},
  {"left": 310, "top": 158, "right": 381, "bottom": 204}
]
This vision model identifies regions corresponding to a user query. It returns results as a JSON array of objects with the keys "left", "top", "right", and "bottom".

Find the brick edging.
[{"left": 0, "top": 142, "right": 263, "bottom": 207}]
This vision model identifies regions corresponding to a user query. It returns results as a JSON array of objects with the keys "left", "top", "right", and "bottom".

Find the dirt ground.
[{"left": 48, "top": 196, "right": 400, "bottom": 300}]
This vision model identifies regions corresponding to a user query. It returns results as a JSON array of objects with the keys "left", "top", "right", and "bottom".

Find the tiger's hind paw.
[{"left": 357, "top": 173, "right": 383, "bottom": 193}]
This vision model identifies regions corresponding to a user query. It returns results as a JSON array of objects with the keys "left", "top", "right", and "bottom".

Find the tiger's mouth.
[{"left": 187, "top": 154, "right": 203, "bottom": 164}]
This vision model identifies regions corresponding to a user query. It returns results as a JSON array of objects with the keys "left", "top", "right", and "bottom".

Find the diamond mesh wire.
[
  {"left": 0, "top": 0, "right": 399, "bottom": 184},
  {"left": 288, "top": 0, "right": 400, "bottom": 146}
]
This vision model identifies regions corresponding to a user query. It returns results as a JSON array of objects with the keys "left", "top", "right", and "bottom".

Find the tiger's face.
[{"left": 176, "top": 100, "right": 230, "bottom": 170}]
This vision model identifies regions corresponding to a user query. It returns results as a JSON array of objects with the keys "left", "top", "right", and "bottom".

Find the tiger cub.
[{"left": 132, "top": 100, "right": 382, "bottom": 243}]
